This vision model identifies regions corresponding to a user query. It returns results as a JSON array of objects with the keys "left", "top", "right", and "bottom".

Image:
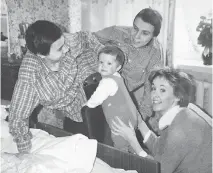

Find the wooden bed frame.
[{"left": 35, "top": 122, "right": 160, "bottom": 173}]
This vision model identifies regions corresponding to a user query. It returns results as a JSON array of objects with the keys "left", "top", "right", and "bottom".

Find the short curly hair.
[{"left": 148, "top": 68, "right": 196, "bottom": 107}]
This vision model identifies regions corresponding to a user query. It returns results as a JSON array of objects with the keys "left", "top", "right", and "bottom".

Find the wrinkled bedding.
[{"left": 1, "top": 105, "right": 137, "bottom": 173}]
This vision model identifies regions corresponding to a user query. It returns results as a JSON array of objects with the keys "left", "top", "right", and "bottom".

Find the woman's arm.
[
  {"left": 112, "top": 117, "right": 148, "bottom": 157},
  {"left": 137, "top": 115, "right": 159, "bottom": 156},
  {"left": 153, "top": 125, "right": 190, "bottom": 173},
  {"left": 64, "top": 31, "right": 103, "bottom": 59},
  {"left": 9, "top": 80, "right": 39, "bottom": 153},
  {"left": 63, "top": 32, "right": 83, "bottom": 58},
  {"left": 85, "top": 31, "right": 104, "bottom": 53},
  {"left": 93, "top": 26, "right": 116, "bottom": 45}
]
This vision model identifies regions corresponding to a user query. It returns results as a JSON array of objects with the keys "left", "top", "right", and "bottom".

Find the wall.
[
  {"left": 6, "top": 0, "right": 81, "bottom": 55},
  {"left": 177, "top": 65, "right": 212, "bottom": 116}
]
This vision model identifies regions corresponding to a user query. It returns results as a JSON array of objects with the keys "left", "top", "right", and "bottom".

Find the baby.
[{"left": 86, "top": 45, "right": 140, "bottom": 152}]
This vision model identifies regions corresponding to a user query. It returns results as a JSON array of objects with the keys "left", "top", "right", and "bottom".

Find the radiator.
[
  {"left": 195, "top": 80, "right": 212, "bottom": 116},
  {"left": 176, "top": 65, "right": 212, "bottom": 117}
]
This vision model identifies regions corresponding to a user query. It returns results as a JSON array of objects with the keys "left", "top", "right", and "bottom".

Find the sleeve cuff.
[
  {"left": 17, "top": 139, "right": 32, "bottom": 153},
  {"left": 139, "top": 150, "right": 148, "bottom": 157},
  {"left": 143, "top": 130, "right": 151, "bottom": 143},
  {"left": 86, "top": 102, "right": 96, "bottom": 108}
]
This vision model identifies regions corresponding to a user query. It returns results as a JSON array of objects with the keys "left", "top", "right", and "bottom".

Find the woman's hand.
[
  {"left": 112, "top": 117, "right": 148, "bottom": 156},
  {"left": 138, "top": 115, "right": 150, "bottom": 137},
  {"left": 111, "top": 117, "right": 136, "bottom": 142}
]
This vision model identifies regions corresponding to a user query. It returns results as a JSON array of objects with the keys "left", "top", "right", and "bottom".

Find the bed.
[
  {"left": 1, "top": 120, "right": 159, "bottom": 173},
  {"left": 1, "top": 105, "right": 160, "bottom": 173},
  {"left": 33, "top": 72, "right": 160, "bottom": 173},
  {"left": 35, "top": 122, "right": 160, "bottom": 173},
  {"left": 1, "top": 70, "right": 160, "bottom": 173}
]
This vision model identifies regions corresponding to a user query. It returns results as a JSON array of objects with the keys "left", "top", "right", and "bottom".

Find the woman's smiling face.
[
  {"left": 131, "top": 17, "right": 155, "bottom": 48},
  {"left": 151, "top": 77, "right": 180, "bottom": 115}
]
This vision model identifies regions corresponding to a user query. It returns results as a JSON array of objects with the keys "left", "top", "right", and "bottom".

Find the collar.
[
  {"left": 38, "top": 56, "right": 69, "bottom": 77},
  {"left": 158, "top": 105, "right": 183, "bottom": 130},
  {"left": 39, "top": 58, "right": 53, "bottom": 77},
  {"left": 113, "top": 72, "right": 121, "bottom": 77},
  {"left": 152, "top": 38, "right": 161, "bottom": 49}
]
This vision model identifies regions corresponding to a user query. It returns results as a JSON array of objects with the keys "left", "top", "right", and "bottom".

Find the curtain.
[
  {"left": 81, "top": 0, "right": 176, "bottom": 66},
  {"left": 173, "top": 0, "right": 212, "bottom": 65}
]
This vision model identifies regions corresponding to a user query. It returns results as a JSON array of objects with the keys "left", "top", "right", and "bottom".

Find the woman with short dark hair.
[
  {"left": 9, "top": 20, "right": 103, "bottom": 154},
  {"left": 112, "top": 68, "right": 212, "bottom": 173},
  {"left": 148, "top": 68, "right": 196, "bottom": 107}
]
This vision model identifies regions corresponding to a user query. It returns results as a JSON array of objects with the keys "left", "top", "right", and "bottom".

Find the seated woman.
[{"left": 112, "top": 68, "right": 212, "bottom": 173}]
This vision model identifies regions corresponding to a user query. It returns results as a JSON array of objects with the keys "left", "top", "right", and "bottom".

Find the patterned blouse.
[
  {"left": 9, "top": 32, "right": 103, "bottom": 153},
  {"left": 93, "top": 26, "right": 164, "bottom": 120}
]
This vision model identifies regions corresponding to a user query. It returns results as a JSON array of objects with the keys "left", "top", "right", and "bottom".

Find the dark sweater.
[{"left": 145, "top": 108, "right": 212, "bottom": 173}]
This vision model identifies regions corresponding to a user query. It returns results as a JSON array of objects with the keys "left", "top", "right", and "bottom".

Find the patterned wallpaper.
[{"left": 6, "top": 0, "right": 81, "bottom": 56}]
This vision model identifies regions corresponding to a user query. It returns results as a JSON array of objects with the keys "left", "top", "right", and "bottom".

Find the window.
[{"left": 173, "top": 0, "right": 212, "bottom": 66}]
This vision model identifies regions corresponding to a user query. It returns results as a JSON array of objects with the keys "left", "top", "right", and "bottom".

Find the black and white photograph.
[{"left": 1, "top": 0, "right": 212, "bottom": 173}]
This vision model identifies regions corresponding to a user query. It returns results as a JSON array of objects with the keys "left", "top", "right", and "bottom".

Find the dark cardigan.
[{"left": 145, "top": 108, "right": 212, "bottom": 173}]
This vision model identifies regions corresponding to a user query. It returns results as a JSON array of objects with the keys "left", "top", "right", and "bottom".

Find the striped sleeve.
[
  {"left": 92, "top": 26, "right": 116, "bottom": 45},
  {"left": 8, "top": 55, "right": 40, "bottom": 153},
  {"left": 9, "top": 79, "right": 39, "bottom": 153},
  {"left": 84, "top": 31, "right": 104, "bottom": 53}
]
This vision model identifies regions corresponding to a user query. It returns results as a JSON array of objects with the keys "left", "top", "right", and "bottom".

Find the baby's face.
[{"left": 98, "top": 53, "right": 120, "bottom": 76}]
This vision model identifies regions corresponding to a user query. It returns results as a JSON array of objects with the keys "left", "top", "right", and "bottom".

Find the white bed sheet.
[{"left": 1, "top": 105, "right": 137, "bottom": 173}]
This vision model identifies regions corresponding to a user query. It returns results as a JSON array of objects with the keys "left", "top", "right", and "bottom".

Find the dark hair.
[
  {"left": 25, "top": 20, "right": 62, "bottom": 56},
  {"left": 98, "top": 46, "right": 125, "bottom": 68},
  {"left": 148, "top": 68, "right": 196, "bottom": 107},
  {"left": 134, "top": 8, "right": 162, "bottom": 37}
]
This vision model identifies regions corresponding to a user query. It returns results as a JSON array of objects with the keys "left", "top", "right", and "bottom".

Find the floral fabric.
[{"left": 6, "top": 0, "right": 81, "bottom": 56}]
